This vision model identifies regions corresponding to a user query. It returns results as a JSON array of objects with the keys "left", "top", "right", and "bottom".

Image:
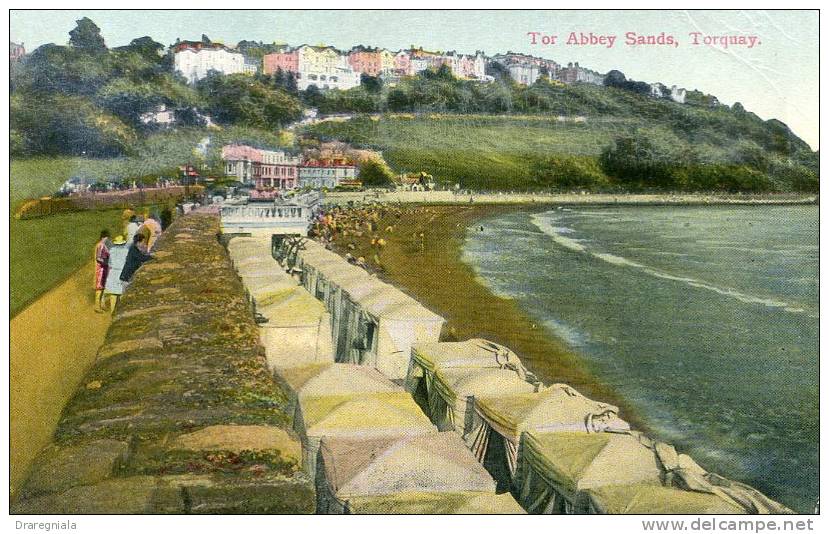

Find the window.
[{"left": 308, "top": 74, "right": 317, "bottom": 80}]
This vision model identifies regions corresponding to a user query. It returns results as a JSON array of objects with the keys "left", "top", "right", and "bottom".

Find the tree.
[
  {"left": 358, "top": 158, "right": 395, "bottom": 187},
  {"left": 69, "top": 17, "right": 107, "bottom": 54},
  {"left": 360, "top": 73, "right": 383, "bottom": 93}
]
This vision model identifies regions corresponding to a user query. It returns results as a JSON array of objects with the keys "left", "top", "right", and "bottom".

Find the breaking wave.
[{"left": 530, "top": 213, "right": 804, "bottom": 314}]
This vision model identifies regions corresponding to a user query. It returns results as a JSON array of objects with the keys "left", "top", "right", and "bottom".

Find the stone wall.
[{"left": 12, "top": 213, "right": 314, "bottom": 514}]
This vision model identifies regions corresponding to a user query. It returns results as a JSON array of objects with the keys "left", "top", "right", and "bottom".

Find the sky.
[{"left": 9, "top": 9, "right": 819, "bottom": 149}]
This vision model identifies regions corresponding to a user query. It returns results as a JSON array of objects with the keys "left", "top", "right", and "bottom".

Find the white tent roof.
[
  {"left": 436, "top": 368, "right": 536, "bottom": 404},
  {"left": 297, "top": 363, "right": 401, "bottom": 401},
  {"left": 257, "top": 289, "right": 328, "bottom": 327},
  {"left": 475, "top": 384, "right": 630, "bottom": 440},
  {"left": 583, "top": 483, "right": 746, "bottom": 514},
  {"left": 343, "top": 491, "right": 526, "bottom": 514},
  {"left": 319, "top": 433, "right": 497, "bottom": 498},
  {"left": 301, "top": 393, "right": 435, "bottom": 439},
  {"left": 382, "top": 302, "right": 445, "bottom": 323},
  {"left": 519, "top": 431, "right": 663, "bottom": 497},
  {"left": 411, "top": 339, "right": 524, "bottom": 374},
  {"left": 340, "top": 278, "right": 391, "bottom": 302}
]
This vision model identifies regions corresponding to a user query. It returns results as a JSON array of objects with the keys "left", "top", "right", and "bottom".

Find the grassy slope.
[
  {"left": 306, "top": 115, "right": 686, "bottom": 190},
  {"left": 307, "top": 111, "right": 804, "bottom": 191}
]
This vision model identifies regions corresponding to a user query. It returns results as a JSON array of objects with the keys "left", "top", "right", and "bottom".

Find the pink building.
[
  {"left": 222, "top": 144, "right": 300, "bottom": 190},
  {"left": 394, "top": 50, "right": 412, "bottom": 76},
  {"left": 222, "top": 144, "right": 262, "bottom": 184},
  {"left": 348, "top": 46, "right": 382, "bottom": 76},
  {"left": 263, "top": 48, "right": 299, "bottom": 75}
]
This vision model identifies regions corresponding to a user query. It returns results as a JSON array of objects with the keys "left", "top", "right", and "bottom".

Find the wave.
[{"left": 530, "top": 213, "right": 807, "bottom": 315}]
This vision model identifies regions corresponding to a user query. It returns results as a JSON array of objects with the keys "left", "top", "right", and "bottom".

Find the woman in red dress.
[{"left": 94, "top": 230, "right": 111, "bottom": 312}]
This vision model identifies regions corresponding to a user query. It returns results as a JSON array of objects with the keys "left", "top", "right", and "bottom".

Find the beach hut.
[
  {"left": 514, "top": 431, "right": 663, "bottom": 513},
  {"left": 340, "top": 288, "right": 445, "bottom": 380},
  {"left": 316, "top": 433, "right": 522, "bottom": 514},
  {"left": 469, "top": 385, "right": 630, "bottom": 486},
  {"left": 407, "top": 340, "right": 526, "bottom": 388},
  {"left": 227, "top": 236, "right": 271, "bottom": 257},
  {"left": 235, "top": 258, "right": 281, "bottom": 278},
  {"left": 423, "top": 367, "right": 537, "bottom": 434},
  {"left": 257, "top": 289, "right": 334, "bottom": 372},
  {"left": 243, "top": 274, "right": 299, "bottom": 308},
  {"left": 294, "top": 391, "right": 435, "bottom": 477},
  {"left": 576, "top": 483, "right": 745, "bottom": 514},
  {"left": 287, "top": 362, "right": 401, "bottom": 403},
  {"left": 405, "top": 339, "right": 528, "bottom": 410},
  {"left": 332, "top": 279, "right": 394, "bottom": 363}
]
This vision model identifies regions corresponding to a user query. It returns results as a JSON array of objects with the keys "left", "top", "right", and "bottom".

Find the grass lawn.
[{"left": 10, "top": 209, "right": 129, "bottom": 316}]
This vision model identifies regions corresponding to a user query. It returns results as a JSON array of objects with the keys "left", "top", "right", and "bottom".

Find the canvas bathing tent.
[
  {"left": 316, "top": 433, "right": 523, "bottom": 514},
  {"left": 257, "top": 288, "right": 334, "bottom": 372},
  {"left": 286, "top": 362, "right": 401, "bottom": 404},
  {"left": 578, "top": 483, "right": 745, "bottom": 514},
  {"left": 242, "top": 274, "right": 299, "bottom": 308},
  {"left": 515, "top": 431, "right": 663, "bottom": 514},
  {"left": 469, "top": 384, "right": 631, "bottom": 488},
  {"left": 421, "top": 367, "right": 537, "bottom": 434},
  {"left": 406, "top": 339, "right": 528, "bottom": 391},
  {"left": 406, "top": 339, "right": 530, "bottom": 424},
  {"left": 293, "top": 391, "right": 436, "bottom": 477}
]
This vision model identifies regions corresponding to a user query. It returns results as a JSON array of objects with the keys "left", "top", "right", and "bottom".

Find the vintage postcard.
[{"left": 6, "top": 6, "right": 820, "bottom": 527}]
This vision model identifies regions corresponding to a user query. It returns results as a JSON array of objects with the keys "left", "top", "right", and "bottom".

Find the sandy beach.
[{"left": 325, "top": 202, "right": 650, "bottom": 430}]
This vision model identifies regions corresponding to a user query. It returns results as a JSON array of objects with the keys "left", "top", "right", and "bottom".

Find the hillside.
[{"left": 304, "top": 83, "right": 818, "bottom": 192}]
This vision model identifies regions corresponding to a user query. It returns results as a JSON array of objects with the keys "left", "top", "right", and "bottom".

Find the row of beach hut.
[{"left": 225, "top": 235, "right": 791, "bottom": 515}]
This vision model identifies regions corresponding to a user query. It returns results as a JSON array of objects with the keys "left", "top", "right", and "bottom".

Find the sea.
[{"left": 462, "top": 205, "right": 818, "bottom": 513}]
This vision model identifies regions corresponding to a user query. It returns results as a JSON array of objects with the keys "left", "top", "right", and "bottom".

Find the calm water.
[{"left": 462, "top": 205, "right": 818, "bottom": 513}]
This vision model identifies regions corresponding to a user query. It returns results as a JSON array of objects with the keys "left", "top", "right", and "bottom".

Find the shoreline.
[
  {"left": 326, "top": 203, "right": 651, "bottom": 431},
  {"left": 323, "top": 191, "right": 818, "bottom": 207}
]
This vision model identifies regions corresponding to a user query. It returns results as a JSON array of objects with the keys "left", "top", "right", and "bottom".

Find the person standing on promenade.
[
  {"left": 120, "top": 233, "right": 153, "bottom": 285},
  {"left": 104, "top": 235, "right": 128, "bottom": 313},
  {"left": 141, "top": 214, "right": 163, "bottom": 251},
  {"left": 126, "top": 215, "right": 141, "bottom": 246},
  {"left": 93, "top": 230, "right": 111, "bottom": 313}
]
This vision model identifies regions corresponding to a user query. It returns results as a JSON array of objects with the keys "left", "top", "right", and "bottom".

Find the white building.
[
  {"left": 670, "top": 85, "right": 687, "bottom": 104},
  {"left": 507, "top": 63, "right": 541, "bottom": 86},
  {"left": 299, "top": 159, "right": 358, "bottom": 189},
  {"left": 295, "top": 45, "right": 361, "bottom": 91},
  {"left": 173, "top": 42, "right": 245, "bottom": 84}
]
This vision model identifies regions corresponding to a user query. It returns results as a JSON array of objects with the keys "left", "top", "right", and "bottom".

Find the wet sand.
[
  {"left": 327, "top": 203, "right": 649, "bottom": 430},
  {"left": 10, "top": 261, "right": 111, "bottom": 495}
]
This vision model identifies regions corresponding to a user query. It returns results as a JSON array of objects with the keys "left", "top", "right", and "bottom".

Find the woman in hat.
[
  {"left": 93, "top": 230, "right": 111, "bottom": 312},
  {"left": 104, "top": 235, "right": 129, "bottom": 313}
]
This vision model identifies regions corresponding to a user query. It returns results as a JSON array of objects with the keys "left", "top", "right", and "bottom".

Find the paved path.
[{"left": 10, "top": 261, "right": 111, "bottom": 494}]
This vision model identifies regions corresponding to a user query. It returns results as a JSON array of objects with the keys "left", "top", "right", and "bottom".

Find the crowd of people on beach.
[{"left": 93, "top": 208, "right": 165, "bottom": 313}]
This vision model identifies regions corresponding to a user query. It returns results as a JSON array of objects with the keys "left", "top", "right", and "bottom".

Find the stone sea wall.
[{"left": 12, "top": 213, "right": 314, "bottom": 514}]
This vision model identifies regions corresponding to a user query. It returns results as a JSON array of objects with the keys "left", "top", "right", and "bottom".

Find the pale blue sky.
[{"left": 10, "top": 10, "right": 819, "bottom": 149}]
